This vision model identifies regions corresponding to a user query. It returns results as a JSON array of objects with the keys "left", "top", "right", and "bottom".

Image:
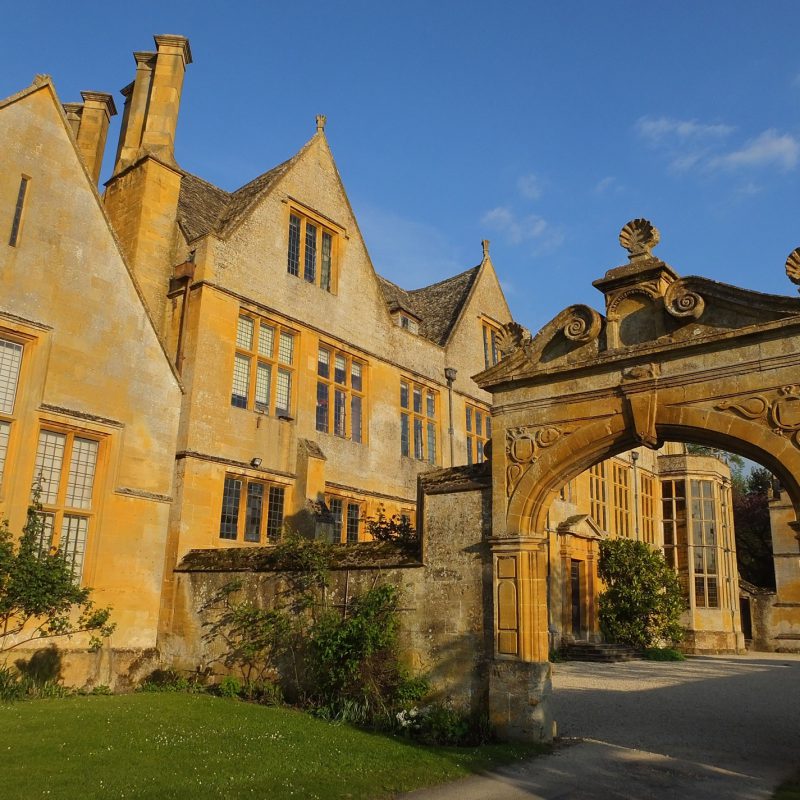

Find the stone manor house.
[{"left": 0, "top": 35, "right": 751, "bottom": 685}]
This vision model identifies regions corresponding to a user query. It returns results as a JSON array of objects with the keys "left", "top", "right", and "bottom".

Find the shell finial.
[
  {"left": 619, "top": 219, "right": 660, "bottom": 261},
  {"left": 785, "top": 248, "right": 800, "bottom": 291}
]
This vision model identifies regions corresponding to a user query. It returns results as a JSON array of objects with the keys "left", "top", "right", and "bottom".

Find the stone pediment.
[
  {"left": 556, "top": 514, "right": 606, "bottom": 541},
  {"left": 475, "top": 219, "right": 800, "bottom": 389}
]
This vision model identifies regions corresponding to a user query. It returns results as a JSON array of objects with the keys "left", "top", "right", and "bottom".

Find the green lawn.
[{"left": 0, "top": 694, "right": 541, "bottom": 799}]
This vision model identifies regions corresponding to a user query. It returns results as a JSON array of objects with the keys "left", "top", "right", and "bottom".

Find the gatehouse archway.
[{"left": 477, "top": 219, "right": 800, "bottom": 739}]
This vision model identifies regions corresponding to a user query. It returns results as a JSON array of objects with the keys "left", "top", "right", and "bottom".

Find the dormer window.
[
  {"left": 286, "top": 206, "right": 339, "bottom": 292},
  {"left": 393, "top": 311, "right": 419, "bottom": 334}
]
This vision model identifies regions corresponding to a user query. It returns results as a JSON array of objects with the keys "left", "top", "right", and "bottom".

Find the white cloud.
[
  {"left": 594, "top": 176, "right": 618, "bottom": 195},
  {"left": 635, "top": 116, "right": 734, "bottom": 143},
  {"left": 517, "top": 173, "right": 543, "bottom": 200},
  {"left": 708, "top": 129, "right": 799, "bottom": 171},
  {"left": 481, "top": 206, "right": 564, "bottom": 253}
]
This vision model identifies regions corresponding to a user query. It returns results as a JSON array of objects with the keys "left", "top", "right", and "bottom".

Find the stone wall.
[{"left": 161, "top": 465, "right": 495, "bottom": 714}]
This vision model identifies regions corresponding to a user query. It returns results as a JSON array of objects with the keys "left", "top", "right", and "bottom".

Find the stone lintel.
[
  {"left": 153, "top": 34, "right": 193, "bottom": 65},
  {"left": 592, "top": 258, "right": 678, "bottom": 301}
]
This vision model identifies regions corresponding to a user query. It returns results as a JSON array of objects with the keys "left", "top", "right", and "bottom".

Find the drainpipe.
[
  {"left": 631, "top": 450, "right": 641, "bottom": 541},
  {"left": 444, "top": 367, "right": 457, "bottom": 467}
]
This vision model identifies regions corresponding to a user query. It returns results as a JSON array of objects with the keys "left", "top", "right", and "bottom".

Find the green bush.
[
  {"left": 643, "top": 647, "right": 685, "bottom": 661},
  {"left": 598, "top": 539, "right": 684, "bottom": 649},
  {"left": 240, "top": 679, "right": 283, "bottom": 706},
  {"left": 137, "top": 668, "right": 197, "bottom": 693},
  {"left": 216, "top": 675, "right": 242, "bottom": 698}
]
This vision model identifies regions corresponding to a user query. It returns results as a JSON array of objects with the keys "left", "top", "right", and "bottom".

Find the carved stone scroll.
[
  {"left": 664, "top": 279, "right": 705, "bottom": 320},
  {"left": 562, "top": 306, "right": 603, "bottom": 342},
  {"left": 717, "top": 385, "right": 800, "bottom": 449},
  {"left": 505, "top": 425, "right": 563, "bottom": 497}
]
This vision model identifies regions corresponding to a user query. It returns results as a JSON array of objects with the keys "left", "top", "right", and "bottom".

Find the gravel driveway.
[{"left": 402, "top": 653, "right": 800, "bottom": 800}]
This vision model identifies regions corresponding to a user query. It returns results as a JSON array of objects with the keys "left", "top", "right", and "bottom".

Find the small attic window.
[
  {"left": 8, "top": 176, "right": 30, "bottom": 247},
  {"left": 393, "top": 312, "right": 419, "bottom": 334}
]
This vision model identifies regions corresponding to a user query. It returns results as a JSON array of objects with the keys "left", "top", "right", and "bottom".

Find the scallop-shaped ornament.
[
  {"left": 619, "top": 219, "right": 660, "bottom": 258},
  {"left": 785, "top": 248, "right": 800, "bottom": 287}
]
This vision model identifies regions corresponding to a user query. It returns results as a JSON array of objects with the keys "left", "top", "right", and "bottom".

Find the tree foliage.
[
  {"left": 364, "top": 505, "right": 419, "bottom": 552},
  {"left": 597, "top": 539, "right": 684, "bottom": 649},
  {"left": 733, "top": 466, "right": 776, "bottom": 588},
  {"left": 0, "top": 502, "right": 114, "bottom": 655}
]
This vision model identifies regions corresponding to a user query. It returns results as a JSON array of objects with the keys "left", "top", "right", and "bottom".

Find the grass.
[
  {"left": 773, "top": 770, "right": 800, "bottom": 799},
  {"left": 0, "top": 693, "right": 543, "bottom": 799}
]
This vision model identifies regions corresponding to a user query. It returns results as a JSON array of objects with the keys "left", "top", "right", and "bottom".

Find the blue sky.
[{"left": 4, "top": 1, "right": 800, "bottom": 332}]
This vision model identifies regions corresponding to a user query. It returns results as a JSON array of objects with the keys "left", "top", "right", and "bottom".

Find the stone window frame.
[
  {"left": 326, "top": 494, "right": 363, "bottom": 544},
  {"left": 315, "top": 343, "right": 367, "bottom": 444},
  {"left": 30, "top": 423, "right": 106, "bottom": 584},
  {"left": 286, "top": 203, "right": 342, "bottom": 293},
  {"left": 219, "top": 474, "right": 286, "bottom": 544},
  {"left": 640, "top": 472, "right": 656, "bottom": 544},
  {"left": 8, "top": 174, "right": 30, "bottom": 248},
  {"left": 588, "top": 462, "right": 607, "bottom": 530},
  {"left": 0, "top": 332, "right": 28, "bottom": 492},
  {"left": 465, "top": 403, "right": 491, "bottom": 465},
  {"left": 400, "top": 378, "right": 439, "bottom": 465},
  {"left": 610, "top": 460, "right": 631, "bottom": 538},
  {"left": 481, "top": 318, "right": 502, "bottom": 369},
  {"left": 231, "top": 312, "right": 297, "bottom": 418}
]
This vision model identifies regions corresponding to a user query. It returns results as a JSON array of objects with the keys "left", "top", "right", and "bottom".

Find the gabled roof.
[
  {"left": 407, "top": 265, "right": 481, "bottom": 346},
  {"left": 176, "top": 143, "right": 311, "bottom": 243},
  {"left": 377, "top": 266, "right": 481, "bottom": 346}
]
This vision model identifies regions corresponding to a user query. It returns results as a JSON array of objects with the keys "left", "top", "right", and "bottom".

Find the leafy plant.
[
  {"left": 365, "top": 505, "right": 419, "bottom": 551},
  {"left": 598, "top": 538, "right": 684, "bottom": 649},
  {"left": 0, "top": 496, "right": 114, "bottom": 656},
  {"left": 216, "top": 675, "right": 242, "bottom": 698},
  {"left": 643, "top": 647, "right": 685, "bottom": 661}
]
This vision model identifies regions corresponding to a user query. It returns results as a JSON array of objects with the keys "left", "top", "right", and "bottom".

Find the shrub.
[
  {"left": 598, "top": 538, "right": 684, "bottom": 649},
  {"left": 365, "top": 506, "right": 419, "bottom": 552},
  {"left": 643, "top": 647, "right": 685, "bottom": 661},
  {"left": 216, "top": 675, "right": 242, "bottom": 698}
]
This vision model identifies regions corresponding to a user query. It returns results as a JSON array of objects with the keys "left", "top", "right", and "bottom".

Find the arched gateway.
[{"left": 476, "top": 220, "right": 800, "bottom": 739}]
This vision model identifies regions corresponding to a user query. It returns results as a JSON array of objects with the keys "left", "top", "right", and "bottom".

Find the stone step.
[{"left": 561, "top": 641, "right": 641, "bottom": 662}]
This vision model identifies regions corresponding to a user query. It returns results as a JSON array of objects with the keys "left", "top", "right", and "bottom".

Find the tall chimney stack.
[{"left": 62, "top": 92, "right": 117, "bottom": 184}]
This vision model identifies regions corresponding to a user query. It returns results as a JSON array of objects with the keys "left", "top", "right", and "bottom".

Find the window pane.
[
  {"left": 245, "top": 482, "right": 264, "bottom": 543},
  {"left": 255, "top": 363, "right": 271, "bottom": 413},
  {"left": 486, "top": 417, "right": 492, "bottom": 438},
  {"left": 427, "top": 421, "right": 436, "bottom": 465},
  {"left": 313, "top": 382, "right": 329, "bottom": 434},
  {"left": 0, "top": 338, "right": 23, "bottom": 415},
  {"left": 60, "top": 514, "right": 88, "bottom": 581},
  {"left": 65, "top": 437, "right": 98, "bottom": 509},
  {"left": 475, "top": 412, "right": 483, "bottom": 436},
  {"left": 34, "top": 430, "right": 66, "bottom": 504},
  {"left": 413, "top": 388, "right": 422, "bottom": 414},
  {"left": 276, "top": 369, "right": 291, "bottom": 415},
  {"left": 401, "top": 413, "right": 409, "bottom": 457},
  {"left": 346, "top": 503, "right": 360, "bottom": 543},
  {"left": 351, "top": 362, "right": 362, "bottom": 392},
  {"left": 334, "top": 355, "right": 346, "bottom": 385},
  {"left": 220, "top": 477, "right": 241, "bottom": 540},
  {"left": 491, "top": 330, "right": 498, "bottom": 365},
  {"left": 317, "top": 347, "right": 330, "bottom": 378},
  {"left": 330, "top": 498, "right": 343, "bottom": 543},
  {"left": 0, "top": 421, "right": 9, "bottom": 484},
  {"left": 231, "top": 354, "right": 250, "bottom": 408},
  {"left": 258, "top": 324, "right": 274, "bottom": 357},
  {"left": 414, "top": 418, "right": 423, "bottom": 459},
  {"left": 287, "top": 214, "right": 301, "bottom": 276},
  {"left": 278, "top": 332, "right": 294, "bottom": 364},
  {"left": 351, "top": 396, "right": 362, "bottom": 444},
  {"left": 483, "top": 326, "right": 490, "bottom": 369},
  {"left": 304, "top": 222, "right": 317, "bottom": 283},
  {"left": 321, "top": 231, "right": 332, "bottom": 291},
  {"left": 466, "top": 436, "right": 473, "bottom": 465},
  {"left": 334, "top": 389, "right": 346, "bottom": 437},
  {"left": 426, "top": 392, "right": 435, "bottom": 418},
  {"left": 466, "top": 407, "right": 472, "bottom": 433},
  {"left": 267, "top": 486, "right": 285, "bottom": 541},
  {"left": 236, "top": 316, "right": 254, "bottom": 350},
  {"left": 400, "top": 381, "right": 409, "bottom": 409}
]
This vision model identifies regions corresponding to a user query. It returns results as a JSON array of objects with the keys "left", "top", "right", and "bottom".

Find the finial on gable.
[
  {"left": 786, "top": 247, "right": 800, "bottom": 293},
  {"left": 619, "top": 218, "right": 660, "bottom": 262},
  {"left": 316, "top": 114, "right": 327, "bottom": 134},
  {"left": 482, "top": 239, "right": 490, "bottom": 259}
]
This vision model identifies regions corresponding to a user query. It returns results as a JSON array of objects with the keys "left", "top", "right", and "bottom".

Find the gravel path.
[{"left": 401, "top": 653, "right": 800, "bottom": 799}]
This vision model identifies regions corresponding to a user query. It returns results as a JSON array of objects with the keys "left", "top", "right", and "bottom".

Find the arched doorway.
[{"left": 477, "top": 219, "right": 800, "bottom": 739}]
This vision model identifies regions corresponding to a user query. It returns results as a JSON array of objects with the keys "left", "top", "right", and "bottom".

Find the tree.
[
  {"left": 733, "top": 467, "right": 776, "bottom": 588},
  {"left": 597, "top": 539, "right": 684, "bottom": 649},
  {"left": 0, "top": 500, "right": 114, "bottom": 656}
]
